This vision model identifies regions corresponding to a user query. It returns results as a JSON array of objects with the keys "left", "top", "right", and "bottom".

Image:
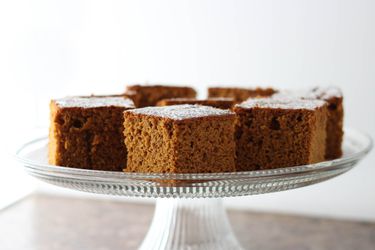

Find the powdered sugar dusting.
[
  {"left": 237, "top": 97, "right": 326, "bottom": 110},
  {"left": 55, "top": 96, "right": 135, "bottom": 108},
  {"left": 127, "top": 104, "right": 234, "bottom": 120},
  {"left": 272, "top": 89, "right": 308, "bottom": 99},
  {"left": 306, "top": 86, "right": 343, "bottom": 100},
  {"left": 165, "top": 97, "right": 234, "bottom": 102},
  {"left": 273, "top": 86, "right": 342, "bottom": 101}
]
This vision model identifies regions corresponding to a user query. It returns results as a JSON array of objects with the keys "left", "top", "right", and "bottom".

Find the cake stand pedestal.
[
  {"left": 15, "top": 128, "right": 372, "bottom": 250},
  {"left": 140, "top": 199, "right": 241, "bottom": 250}
]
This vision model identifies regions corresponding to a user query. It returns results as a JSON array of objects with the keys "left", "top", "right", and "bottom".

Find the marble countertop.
[{"left": 0, "top": 193, "right": 374, "bottom": 250}]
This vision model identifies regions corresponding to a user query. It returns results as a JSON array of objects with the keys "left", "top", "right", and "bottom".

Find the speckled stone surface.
[{"left": 1, "top": 193, "right": 374, "bottom": 250}]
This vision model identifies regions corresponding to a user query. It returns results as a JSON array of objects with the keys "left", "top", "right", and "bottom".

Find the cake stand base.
[{"left": 140, "top": 198, "right": 243, "bottom": 250}]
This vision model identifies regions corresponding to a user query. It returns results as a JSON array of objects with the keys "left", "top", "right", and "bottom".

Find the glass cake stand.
[{"left": 15, "top": 128, "right": 372, "bottom": 250}]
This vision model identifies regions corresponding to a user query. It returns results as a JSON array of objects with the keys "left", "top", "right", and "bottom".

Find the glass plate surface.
[{"left": 15, "top": 128, "right": 372, "bottom": 198}]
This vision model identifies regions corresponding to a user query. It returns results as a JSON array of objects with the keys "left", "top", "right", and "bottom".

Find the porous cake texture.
[
  {"left": 156, "top": 97, "right": 235, "bottom": 109},
  {"left": 124, "top": 85, "right": 197, "bottom": 108},
  {"left": 234, "top": 97, "right": 328, "bottom": 171},
  {"left": 208, "top": 87, "right": 277, "bottom": 102},
  {"left": 124, "top": 105, "right": 236, "bottom": 173},
  {"left": 49, "top": 97, "right": 135, "bottom": 171},
  {"left": 274, "top": 86, "right": 344, "bottom": 159},
  {"left": 306, "top": 87, "right": 344, "bottom": 159}
]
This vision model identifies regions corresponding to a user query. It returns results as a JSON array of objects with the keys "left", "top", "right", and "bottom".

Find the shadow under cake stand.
[{"left": 15, "top": 128, "right": 372, "bottom": 250}]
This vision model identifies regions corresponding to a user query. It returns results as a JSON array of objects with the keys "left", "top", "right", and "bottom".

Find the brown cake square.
[
  {"left": 49, "top": 97, "right": 135, "bottom": 171},
  {"left": 234, "top": 97, "right": 328, "bottom": 171},
  {"left": 208, "top": 87, "right": 277, "bottom": 102},
  {"left": 124, "top": 105, "right": 236, "bottom": 173},
  {"left": 123, "top": 90, "right": 142, "bottom": 108},
  {"left": 124, "top": 84, "right": 197, "bottom": 107},
  {"left": 156, "top": 97, "right": 235, "bottom": 109},
  {"left": 274, "top": 86, "right": 344, "bottom": 159},
  {"left": 305, "top": 87, "right": 344, "bottom": 159}
]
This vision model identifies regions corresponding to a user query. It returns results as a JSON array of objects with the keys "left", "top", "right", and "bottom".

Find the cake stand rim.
[{"left": 14, "top": 127, "right": 373, "bottom": 182}]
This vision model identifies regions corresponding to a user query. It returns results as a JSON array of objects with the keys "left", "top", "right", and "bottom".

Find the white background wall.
[{"left": 0, "top": 0, "right": 374, "bottom": 220}]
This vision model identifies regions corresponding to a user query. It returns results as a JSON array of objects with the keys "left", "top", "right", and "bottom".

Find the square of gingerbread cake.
[
  {"left": 49, "top": 96, "right": 135, "bottom": 171},
  {"left": 124, "top": 105, "right": 236, "bottom": 173},
  {"left": 234, "top": 97, "right": 328, "bottom": 171},
  {"left": 208, "top": 87, "right": 277, "bottom": 102},
  {"left": 305, "top": 87, "right": 344, "bottom": 159},
  {"left": 274, "top": 86, "right": 344, "bottom": 159},
  {"left": 156, "top": 97, "right": 235, "bottom": 109},
  {"left": 124, "top": 84, "right": 197, "bottom": 108}
]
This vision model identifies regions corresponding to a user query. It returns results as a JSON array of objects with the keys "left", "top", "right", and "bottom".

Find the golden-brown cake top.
[
  {"left": 236, "top": 97, "right": 326, "bottom": 110},
  {"left": 126, "top": 104, "right": 234, "bottom": 120},
  {"left": 53, "top": 96, "right": 135, "bottom": 109}
]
